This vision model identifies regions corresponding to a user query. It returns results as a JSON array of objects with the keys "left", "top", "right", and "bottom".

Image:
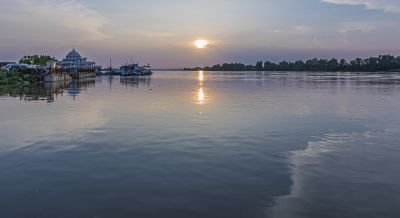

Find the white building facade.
[{"left": 58, "top": 49, "right": 95, "bottom": 68}]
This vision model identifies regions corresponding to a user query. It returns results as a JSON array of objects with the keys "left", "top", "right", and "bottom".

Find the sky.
[{"left": 0, "top": 0, "right": 400, "bottom": 68}]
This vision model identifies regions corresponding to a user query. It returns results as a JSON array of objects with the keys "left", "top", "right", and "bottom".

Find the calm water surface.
[{"left": 1, "top": 71, "right": 400, "bottom": 218}]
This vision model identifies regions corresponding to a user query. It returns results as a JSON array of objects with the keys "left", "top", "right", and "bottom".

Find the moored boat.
[{"left": 120, "top": 63, "right": 152, "bottom": 76}]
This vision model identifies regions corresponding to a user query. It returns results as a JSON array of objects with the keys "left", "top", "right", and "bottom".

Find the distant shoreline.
[{"left": 183, "top": 55, "right": 400, "bottom": 72}]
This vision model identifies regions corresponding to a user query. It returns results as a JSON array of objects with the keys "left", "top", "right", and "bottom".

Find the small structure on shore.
[
  {"left": 2, "top": 63, "right": 36, "bottom": 71},
  {"left": 0, "top": 62, "right": 16, "bottom": 68},
  {"left": 45, "top": 49, "right": 96, "bottom": 82}
]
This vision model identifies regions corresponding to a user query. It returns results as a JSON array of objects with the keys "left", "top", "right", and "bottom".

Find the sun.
[{"left": 194, "top": 39, "right": 208, "bottom": 49}]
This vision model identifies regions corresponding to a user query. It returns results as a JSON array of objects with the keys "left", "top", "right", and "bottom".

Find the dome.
[{"left": 66, "top": 49, "right": 81, "bottom": 58}]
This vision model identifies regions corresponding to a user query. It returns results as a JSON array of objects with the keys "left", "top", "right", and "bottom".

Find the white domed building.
[
  {"left": 45, "top": 49, "right": 97, "bottom": 82},
  {"left": 58, "top": 49, "right": 96, "bottom": 68}
]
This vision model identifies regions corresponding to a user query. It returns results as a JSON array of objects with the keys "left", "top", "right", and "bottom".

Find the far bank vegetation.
[{"left": 186, "top": 55, "right": 400, "bottom": 72}]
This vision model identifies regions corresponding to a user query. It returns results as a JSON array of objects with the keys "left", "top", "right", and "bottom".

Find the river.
[{"left": 1, "top": 71, "right": 400, "bottom": 218}]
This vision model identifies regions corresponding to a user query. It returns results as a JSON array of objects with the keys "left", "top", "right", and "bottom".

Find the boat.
[
  {"left": 98, "top": 59, "right": 121, "bottom": 75},
  {"left": 120, "top": 62, "right": 152, "bottom": 76}
]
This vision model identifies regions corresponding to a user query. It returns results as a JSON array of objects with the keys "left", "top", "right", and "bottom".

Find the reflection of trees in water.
[
  {"left": 0, "top": 84, "right": 50, "bottom": 102},
  {"left": 120, "top": 76, "right": 152, "bottom": 88},
  {"left": 0, "top": 79, "right": 95, "bottom": 102},
  {"left": 259, "top": 72, "right": 400, "bottom": 93}
]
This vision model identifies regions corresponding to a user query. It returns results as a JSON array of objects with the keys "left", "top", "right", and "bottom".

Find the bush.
[{"left": 0, "top": 69, "right": 32, "bottom": 85}]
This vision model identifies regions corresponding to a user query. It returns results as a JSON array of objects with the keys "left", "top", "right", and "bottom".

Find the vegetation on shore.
[
  {"left": 185, "top": 55, "right": 400, "bottom": 72},
  {"left": 0, "top": 54, "right": 55, "bottom": 85},
  {"left": 0, "top": 69, "right": 36, "bottom": 85}
]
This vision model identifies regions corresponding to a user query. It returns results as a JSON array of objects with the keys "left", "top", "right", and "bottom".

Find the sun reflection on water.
[
  {"left": 197, "top": 87, "right": 206, "bottom": 104},
  {"left": 198, "top": 70, "right": 204, "bottom": 82},
  {"left": 196, "top": 70, "right": 207, "bottom": 105}
]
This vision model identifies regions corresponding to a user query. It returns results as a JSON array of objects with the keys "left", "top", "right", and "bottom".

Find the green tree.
[{"left": 19, "top": 55, "right": 57, "bottom": 66}]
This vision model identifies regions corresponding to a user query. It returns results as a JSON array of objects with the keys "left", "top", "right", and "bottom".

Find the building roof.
[
  {"left": 0, "top": 62, "right": 16, "bottom": 67},
  {"left": 58, "top": 49, "right": 96, "bottom": 68},
  {"left": 66, "top": 49, "right": 81, "bottom": 58}
]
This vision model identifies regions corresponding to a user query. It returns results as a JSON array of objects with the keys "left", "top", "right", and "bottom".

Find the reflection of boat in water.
[
  {"left": 120, "top": 63, "right": 152, "bottom": 76},
  {"left": 120, "top": 75, "right": 152, "bottom": 88}
]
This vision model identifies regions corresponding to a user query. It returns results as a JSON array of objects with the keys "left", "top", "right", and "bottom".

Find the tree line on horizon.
[{"left": 185, "top": 55, "right": 400, "bottom": 72}]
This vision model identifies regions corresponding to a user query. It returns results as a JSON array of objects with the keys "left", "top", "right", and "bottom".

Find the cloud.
[
  {"left": 0, "top": 0, "right": 109, "bottom": 43},
  {"left": 322, "top": 0, "right": 400, "bottom": 13},
  {"left": 263, "top": 25, "right": 313, "bottom": 35},
  {"left": 336, "top": 21, "right": 398, "bottom": 34},
  {"left": 292, "top": 25, "right": 313, "bottom": 33}
]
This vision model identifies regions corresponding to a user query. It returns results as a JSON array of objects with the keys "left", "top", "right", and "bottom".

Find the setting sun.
[{"left": 194, "top": 39, "right": 208, "bottom": 49}]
